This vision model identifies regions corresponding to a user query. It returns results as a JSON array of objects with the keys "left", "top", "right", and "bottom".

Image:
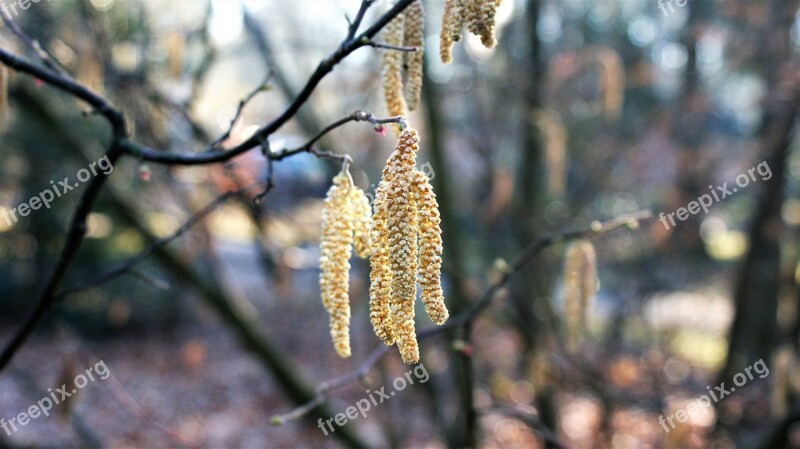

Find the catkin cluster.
[
  {"left": 369, "top": 128, "right": 447, "bottom": 365},
  {"left": 380, "top": 1, "right": 425, "bottom": 120},
  {"left": 562, "top": 239, "right": 597, "bottom": 352},
  {"left": 319, "top": 170, "right": 372, "bottom": 358},
  {"left": 440, "top": 0, "right": 502, "bottom": 63}
]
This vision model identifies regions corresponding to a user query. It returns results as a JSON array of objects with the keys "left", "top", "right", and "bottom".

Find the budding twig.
[
  {"left": 60, "top": 189, "right": 245, "bottom": 297},
  {"left": 363, "top": 38, "right": 418, "bottom": 53},
  {"left": 211, "top": 74, "right": 274, "bottom": 150},
  {"left": 271, "top": 111, "right": 406, "bottom": 161}
]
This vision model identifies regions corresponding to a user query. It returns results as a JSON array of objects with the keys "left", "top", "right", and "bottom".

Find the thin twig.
[
  {"left": 50, "top": 320, "right": 200, "bottom": 448},
  {"left": 211, "top": 75, "right": 274, "bottom": 149},
  {"left": 0, "top": 47, "right": 125, "bottom": 135},
  {"left": 126, "top": 268, "right": 171, "bottom": 291},
  {"left": 0, "top": 145, "right": 124, "bottom": 370},
  {"left": 271, "top": 210, "right": 653, "bottom": 424},
  {"left": 488, "top": 406, "right": 570, "bottom": 448},
  {"left": 363, "top": 38, "right": 418, "bottom": 53},
  {"left": 60, "top": 189, "right": 243, "bottom": 297},
  {"left": 272, "top": 110, "right": 406, "bottom": 161},
  {"left": 0, "top": 7, "right": 70, "bottom": 75},
  {"left": 346, "top": 0, "right": 375, "bottom": 41},
  {"left": 255, "top": 140, "right": 275, "bottom": 203},
  {"left": 117, "top": 0, "right": 418, "bottom": 165}
]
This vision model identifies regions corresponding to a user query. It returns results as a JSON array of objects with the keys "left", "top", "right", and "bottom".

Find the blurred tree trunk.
[
  {"left": 422, "top": 72, "right": 477, "bottom": 448},
  {"left": 721, "top": 95, "right": 796, "bottom": 374},
  {"left": 509, "top": 0, "right": 558, "bottom": 436},
  {"left": 720, "top": 2, "right": 799, "bottom": 384}
]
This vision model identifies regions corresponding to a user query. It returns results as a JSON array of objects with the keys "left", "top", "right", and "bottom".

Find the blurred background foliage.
[{"left": 0, "top": 0, "right": 799, "bottom": 448}]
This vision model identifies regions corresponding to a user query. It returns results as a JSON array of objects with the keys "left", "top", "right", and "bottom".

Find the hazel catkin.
[
  {"left": 403, "top": 0, "right": 425, "bottom": 111},
  {"left": 384, "top": 130, "right": 420, "bottom": 365},
  {"left": 381, "top": 13, "right": 408, "bottom": 120},
  {"left": 467, "top": 0, "right": 502, "bottom": 48},
  {"left": 412, "top": 169, "right": 447, "bottom": 325},
  {"left": 441, "top": 0, "right": 502, "bottom": 63},
  {"left": 562, "top": 239, "right": 598, "bottom": 352},
  {"left": 440, "top": 0, "right": 466, "bottom": 64},
  {"left": 319, "top": 170, "right": 373, "bottom": 358},
  {"left": 368, "top": 128, "right": 448, "bottom": 365},
  {"left": 369, "top": 179, "right": 396, "bottom": 346},
  {"left": 0, "top": 65, "right": 8, "bottom": 127}
]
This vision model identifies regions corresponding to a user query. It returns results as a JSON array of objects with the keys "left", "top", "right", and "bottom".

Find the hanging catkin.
[
  {"left": 320, "top": 170, "right": 372, "bottom": 358},
  {"left": 440, "top": 0, "right": 466, "bottom": 64},
  {"left": 369, "top": 128, "right": 448, "bottom": 364},
  {"left": 467, "top": 0, "right": 502, "bottom": 48},
  {"left": 441, "top": 0, "right": 502, "bottom": 63},
  {"left": 412, "top": 169, "right": 447, "bottom": 324},
  {"left": 369, "top": 179, "right": 396, "bottom": 346},
  {"left": 562, "top": 239, "right": 597, "bottom": 352},
  {"left": 381, "top": 14, "right": 408, "bottom": 120},
  {"left": 402, "top": 1, "right": 425, "bottom": 111},
  {"left": 385, "top": 130, "right": 420, "bottom": 365},
  {"left": 350, "top": 186, "right": 372, "bottom": 259},
  {"left": 0, "top": 65, "right": 9, "bottom": 127}
]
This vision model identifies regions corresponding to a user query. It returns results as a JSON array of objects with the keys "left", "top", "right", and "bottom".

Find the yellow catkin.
[
  {"left": 412, "top": 169, "right": 447, "bottom": 324},
  {"left": 350, "top": 186, "right": 372, "bottom": 259},
  {"left": 466, "top": 0, "right": 501, "bottom": 48},
  {"left": 403, "top": 0, "right": 425, "bottom": 111},
  {"left": 369, "top": 179, "right": 396, "bottom": 345},
  {"left": 563, "top": 239, "right": 598, "bottom": 352},
  {"left": 320, "top": 172, "right": 355, "bottom": 358},
  {"left": 440, "top": 0, "right": 466, "bottom": 63},
  {"left": 595, "top": 48, "right": 625, "bottom": 122},
  {"left": 533, "top": 109, "right": 567, "bottom": 197},
  {"left": 381, "top": 14, "right": 408, "bottom": 120},
  {"left": 385, "top": 130, "right": 420, "bottom": 364},
  {"left": 0, "top": 65, "right": 8, "bottom": 126},
  {"left": 369, "top": 128, "right": 448, "bottom": 364}
]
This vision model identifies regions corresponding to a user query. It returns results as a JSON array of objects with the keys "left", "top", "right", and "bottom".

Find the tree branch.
[
  {"left": 0, "top": 145, "right": 124, "bottom": 370},
  {"left": 271, "top": 110, "right": 406, "bottom": 161},
  {"left": 0, "top": 48, "right": 125, "bottom": 136},
  {"left": 0, "top": 0, "right": 415, "bottom": 371},
  {"left": 210, "top": 75, "right": 273, "bottom": 150},
  {"left": 119, "top": 0, "right": 417, "bottom": 165},
  {"left": 59, "top": 189, "right": 244, "bottom": 297}
]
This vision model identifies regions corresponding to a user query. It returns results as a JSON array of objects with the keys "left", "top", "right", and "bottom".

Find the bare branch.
[
  {"left": 346, "top": 0, "right": 376, "bottom": 41},
  {"left": 272, "top": 110, "right": 406, "bottom": 161},
  {"left": 0, "top": 146, "right": 124, "bottom": 370},
  {"left": 0, "top": 47, "right": 125, "bottom": 135},
  {"left": 211, "top": 75, "right": 273, "bottom": 150},
  {"left": 120, "top": 0, "right": 418, "bottom": 166},
  {"left": 0, "top": 7, "right": 70, "bottom": 76},
  {"left": 363, "top": 38, "right": 418, "bottom": 53},
  {"left": 60, "top": 189, "right": 243, "bottom": 297}
]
